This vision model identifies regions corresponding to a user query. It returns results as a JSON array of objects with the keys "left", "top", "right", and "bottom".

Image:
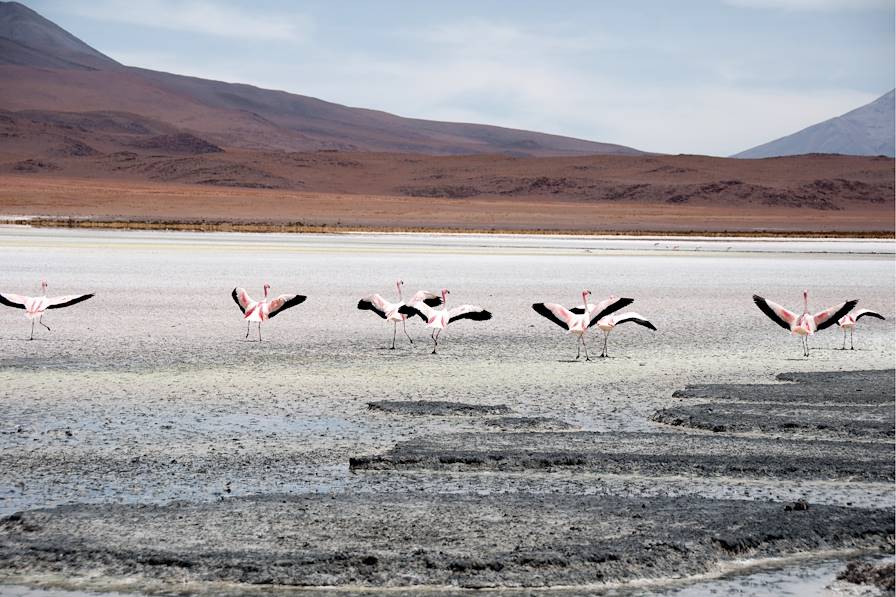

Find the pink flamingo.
[
  {"left": 594, "top": 312, "right": 657, "bottom": 357},
  {"left": 231, "top": 284, "right": 307, "bottom": 341},
  {"left": 753, "top": 291, "right": 857, "bottom": 357},
  {"left": 357, "top": 280, "right": 442, "bottom": 349},
  {"left": 532, "top": 290, "right": 633, "bottom": 360},
  {"left": 0, "top": 280, "right": 93, "bottom": 340},
  {"left": 837, "top": 309, "right": 885, "bottom": 350},
  {"left": 398, "top": 288, "right": 491, "bottom": 354}
]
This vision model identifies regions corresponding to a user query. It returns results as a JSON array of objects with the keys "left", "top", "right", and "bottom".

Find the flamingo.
[
  {"left": 594, "top": 312, "right": 657, "bottom": 358},
  {"left": 532, "top": 290, "right": 634, "bottom": 361},
  {"left": 837, "top": 309, "right": 885, "bottom": 350},
  {"left": 753, "top": 291, "right": 857, "bottom": 357},
  {"left": 398, "top": 288, "right": 491, "bottom": 354},
  {"left": 231, "top": 284, "right": 306, "bottom": 341},
  {"left": 0, "top": 280, "right": 93, "bottom": 340},
  {"left": 357, "top": 280, "right": 442, "bottom": 349}
]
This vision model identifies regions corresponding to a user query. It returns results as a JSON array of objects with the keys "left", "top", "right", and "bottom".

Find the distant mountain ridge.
[
  {"left": 735, "top": 90, "right": 895, "bottom": 158},
  {"left": 0, "top": 1, "right": 644, "bottom": 156}
]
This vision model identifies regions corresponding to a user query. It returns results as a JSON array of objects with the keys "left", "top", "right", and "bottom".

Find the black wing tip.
[
  {"left": 423, "top": 297, "right": 442, "bottom": 307},
  {"left": 0, "top": 294, "right": 26, "bottom": 309},
  {"left": 398, "top": 305, "right": 425, "bottom": 320},
  {"left": 231, "top": 288, "right": 245, "bottom": 313},
  {"left": 47, "top": 293, "right": 95, "bottom": 309},
  {"left": 641, "top": 320, "right": 658, "bottom": 331}
]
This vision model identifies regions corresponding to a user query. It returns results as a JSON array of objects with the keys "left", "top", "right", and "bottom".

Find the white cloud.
[
  {"left": 723, "top": 0, "right": 891, "bottom": 11},
  {"left": 65, "top": 0, "right": 310, "bottom": 42}
]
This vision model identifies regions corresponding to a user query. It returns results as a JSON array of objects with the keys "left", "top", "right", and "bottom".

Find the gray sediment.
[
  {"left": 673, "top": 369, "right": 895, "bottom": 405},
  {"left": 348, "top": 431, "right": 894, "bottom": 481},
  {"left": 483, "top": 416, "right": 578, "bottom": 430},
  {"left": 367, "top": 400, "right": 513, "bottom": 416},
  {"left": 651, "top": 402, "right": 894, "bottom": 438},
  {"left": 0, "top": 494, "right": 891, "bottom": 591}
]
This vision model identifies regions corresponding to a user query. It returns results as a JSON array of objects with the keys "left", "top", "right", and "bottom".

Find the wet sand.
[{"left": 0, "top": 227, "right": 893, "bottom": 594}]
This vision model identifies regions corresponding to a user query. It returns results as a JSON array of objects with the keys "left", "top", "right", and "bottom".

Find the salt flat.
[{"left": 0, "top": 227, "right": 893, "bottom": 594}]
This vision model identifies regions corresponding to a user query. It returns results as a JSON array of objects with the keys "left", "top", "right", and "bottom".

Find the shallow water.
[{"left": 0, "top": 227, "right": 893, "bottom": 594}]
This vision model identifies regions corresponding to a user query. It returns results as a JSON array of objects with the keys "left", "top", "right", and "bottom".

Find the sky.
[{"left": 26, "top": 0, "right": 896, "bottom": 156}]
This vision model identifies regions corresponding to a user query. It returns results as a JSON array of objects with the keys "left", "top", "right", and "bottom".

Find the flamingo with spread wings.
[
  {"left": 753, "top": 291, "right": 857, "bottom": 357},
  {"left": 837, "top": 309, "right": 885, "bottom": 350},
  {"left": 594, "top": 312, "right": 657, "bottom": 358},
  {"left": 398, "top": 288, "right": 491, "bottom": 354},
  {"left": 357, "top": 280, "right": 442, "bottom": 349},
  {"left": 532, "top": 290, "right": 634, "bottom": 360},
  {"left": 0, "top": 280, "right": 93, "bottom": 340},
  {"left": 232, "top": 284, "right": 306, "bottom": 342}
]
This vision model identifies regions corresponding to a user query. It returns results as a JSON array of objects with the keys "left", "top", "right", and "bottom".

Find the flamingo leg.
[
  {"left": 29, "top": 319, "right": 34, "bottom": 340},
  {"left": 401, "top": 320, "right": 414, "bottom": 345},
  {"left": 431, "top": 329, "right": 441, "bottom": 354},
  {"left": 38, "top": 315, "right": 51, "bottom": 332},
  {"left": 581, "top": 335, "right": 591, "bottom": 361},
  {"left": 601, "top": 332, "right": 609, "bottom": 358},
  {"left": 841, "top": 331, "right": 846, "bottom": 350},
  {"left": 391, "top": 323, "right": 397, "bottom": 350},
  {"left": 256, "top": 322, "right": 262, "bottom": 342},
  {"left": 850, "top": 329, "right": 854, "bottom": 350},
  {"left": 246, "top": 322, "right": 251, "bottom": 339},
  {"left": 575, "top": 336, "right": 581, "bottom": 360}
]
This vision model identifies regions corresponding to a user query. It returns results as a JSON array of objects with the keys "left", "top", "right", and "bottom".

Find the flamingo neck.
[
  {"left": 442, "top": 291, "right": 448, "bottom": 310},
  {"left": 397, "top": 282, "right": 403, "bottom": 301},
  {"left": 802, "top": 292, "right": 808, "bottom": 313}
]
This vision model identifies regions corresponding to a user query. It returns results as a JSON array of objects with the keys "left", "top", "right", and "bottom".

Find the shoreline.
[{"left": 2, "top": 217, "right": 893, "bottom": 239}]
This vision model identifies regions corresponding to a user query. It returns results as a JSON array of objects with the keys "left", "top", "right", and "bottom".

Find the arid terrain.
[{"left": 0, "top": 148, "right": 892, "bottom": 234}]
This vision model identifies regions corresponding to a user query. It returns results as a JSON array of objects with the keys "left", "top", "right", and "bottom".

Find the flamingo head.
[
  {"left": 802, "top": 289, "right": 809, "bottom": 310},
  {"left": 441, "top": 288, "right": 450, "bottom": 300},
  {"left": 263, "top": 283, "right": 271, "bottom": 297},
  {"left": 397, "top": 279, "right": 404, "bottom": 289},
  {"left": 40, "top": 280, "right": 47, "bottom": 290},
  {"left": 582, "top": 289, "right": 592, "bottom": 300}
]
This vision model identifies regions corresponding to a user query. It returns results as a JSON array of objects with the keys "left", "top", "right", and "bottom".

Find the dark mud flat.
[
  {"left": 349, "top": 431, "right": 894, "bottom": 481},
  {"left": 651, "top": 402, "right": 895, "bottom": 438},
  {"left": 483, "top": 416, "right": 578, "bottom": 430},
  {"left": 0, "top": 494, "right": 891, "bottom": 592},
  {"left": 367, "top": 400, "right": 512, "bottom": 416},
  {"left": 673, "top": 369, "right": 895, "bottom": 404}
]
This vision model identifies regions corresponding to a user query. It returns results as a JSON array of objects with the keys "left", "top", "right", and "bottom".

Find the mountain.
[
  {"left": 0, "top": 2, "right": 643, "bottom": 156},
  {"left": 734, "top": 90, "right": 895, "bottom": 159}
]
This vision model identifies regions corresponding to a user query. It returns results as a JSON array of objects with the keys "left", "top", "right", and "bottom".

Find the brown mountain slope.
[
  {"left": 0, "top": 115, "right": 892, "bottom": 233},
  {"left": 0, "top": 2, "right": 643, "bottom": 156}
]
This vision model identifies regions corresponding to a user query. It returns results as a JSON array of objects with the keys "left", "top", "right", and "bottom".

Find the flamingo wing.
[
  {"left": 447, "top": 304, "right": 492, "bottom": 323},
  {"left": 568, "top": 303, "right": 593, "bottom": 315},
  {"left": 45, "top": 294, "right": 94, "bottom": 309},
  {"left": 854, "top": 309, "right": 885, "bottom": 321},
  {"left": 267, "top": 294, "right": 307, "bottom": 319},
  {"left": 589, "top": 297, "right": 635, "bottom": 327},
  {"left": 813, "top": 299, "right": 858, "bottom": 331},
  {"left": 0, "top": 293, "right": 29, "bottom": 309},
  {"left": 752, "top": 295, "right": 797, "bottom": 330},
  {"left": 532, "top": 303, "right": 575, "bottom": 330},
  {"left": 357, "top": 294, "right": 389, "bottom": 319},
  {"left": 398, "top": 301, "right": 438, "bottom": 322},
  {"left": 611, "top": 312, "right": 657, "bottom": 331},
  {"left": 232, "top": 288, "right": 253, "bottom": 314},
  {"left": 408, "top": 290, "right": 443, "bottom": 308}
]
